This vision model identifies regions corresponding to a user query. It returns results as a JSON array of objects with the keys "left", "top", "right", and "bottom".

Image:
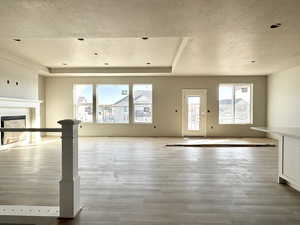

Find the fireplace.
[{"left": 1, "top": 115, "right": 26, "bottom": 145}]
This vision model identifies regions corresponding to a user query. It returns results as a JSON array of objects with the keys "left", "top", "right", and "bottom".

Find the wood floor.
[{"left": 1, "top": 137, "right": 300, "bottom": 225}]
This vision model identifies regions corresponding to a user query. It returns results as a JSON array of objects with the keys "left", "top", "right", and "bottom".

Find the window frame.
[
  {"left": 95, "top": 84, "right": 130, "bottom": 124},
  {"left": 73, "top": 83, "right": 154, "bottom": 125},
  {"left": 132, "top": 83, "right": 154, "bottom": 124},
  {"left": 73, "top": 84, "right": 94, "bottom": 123},
  {"left": 218, "top": 83, "right": 253, "bottom": 125}
]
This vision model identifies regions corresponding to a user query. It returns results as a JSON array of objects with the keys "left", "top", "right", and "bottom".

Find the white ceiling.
[
  {"left": 0, "top": 0, "right": 300, "bottom": 76},
  {"left": 0, "top": 38, "right": 181, "bottom": 68}
]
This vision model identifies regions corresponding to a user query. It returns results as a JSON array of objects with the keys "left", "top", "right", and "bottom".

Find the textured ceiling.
[
  {"left": 0, "top": 38, "right": 181, "bottom": 68},
  {"left": 0, "top": 0, "right": 300, "bottom": 76}
]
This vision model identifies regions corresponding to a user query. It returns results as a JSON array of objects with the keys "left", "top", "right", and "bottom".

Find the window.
[
  {"left": 96, "top": 85, "right": 129, "bottom": 123},
  {"left": 73, "top": 84, "right": 93, "bottom": 122},
  {"left": 133, "top": 84, "right": 153, "bottom": 123},
  {"left": 219, "top": 84, "right": 252, "bottom": 124},
  {"left": 73, "top": 83, "right": 154, "bottom": 124}
]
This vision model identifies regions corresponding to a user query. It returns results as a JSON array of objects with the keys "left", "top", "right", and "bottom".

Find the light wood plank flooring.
[{"left": 1, "top": 137, "right": 300, "bottom": 225}]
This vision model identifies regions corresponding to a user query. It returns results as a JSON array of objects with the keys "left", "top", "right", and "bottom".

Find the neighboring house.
[
  {"left": 98, "top": 95, "right": 129, "bottom": 123},
  {"left": 98, "top": 90, "right": 152, "bottom": 123},
  {"left": 133, "top": 90, "right": 152, "bottom": 122},
  {"left": 219, "top": 98, "right": 250, "bottom": 123},
  {"left": 76, "top": 96, "right": 92, "bottom": 122}
]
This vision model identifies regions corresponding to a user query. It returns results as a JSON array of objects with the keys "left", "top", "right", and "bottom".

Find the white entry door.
[{"left": 182, "top": 89, "right": 207, "bottom": 136}]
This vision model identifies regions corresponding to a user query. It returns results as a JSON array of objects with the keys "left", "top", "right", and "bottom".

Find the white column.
[
  {"left": 278, "top": 136, "right": 286, "bottom": 184},
  {"left": 58, "top": 119, "right": 81, "bottom": 219},
  {"left": 31, "top": 104, "right": 41, "bottom": 143}
]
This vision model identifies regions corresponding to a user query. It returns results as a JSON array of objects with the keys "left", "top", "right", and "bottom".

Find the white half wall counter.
[{"left": 251, "top": 127, "right": 300, "bottom": 191}]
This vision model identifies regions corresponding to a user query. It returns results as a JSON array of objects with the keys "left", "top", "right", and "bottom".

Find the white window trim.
[
  {"left": 132, "top": 83, "right": 154, "bottom": 124},
  {"left": 96, "top": 84, "right": 130, "bottom": 124},
  {"left": 73, "top": 83, "right": 154, "bottom": 125},
  {"left": 218, "top": 83, "right": 253, "bottom": 125}
]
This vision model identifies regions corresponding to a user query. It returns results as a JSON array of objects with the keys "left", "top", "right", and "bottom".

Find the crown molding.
[{"left": 49, "top": 66, "right": 172, "bottom": 76}]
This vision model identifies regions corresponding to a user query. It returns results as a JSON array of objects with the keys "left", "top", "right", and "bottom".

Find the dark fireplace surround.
[{"left": 1, "top": 115, "right": 26, "bottom": 145}]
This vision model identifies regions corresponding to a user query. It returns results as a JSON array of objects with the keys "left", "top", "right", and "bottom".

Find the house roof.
[{"left": 98, "top": 90, "right": 152, "bottom": 107}]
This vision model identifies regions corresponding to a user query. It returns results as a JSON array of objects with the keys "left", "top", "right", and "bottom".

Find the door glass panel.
[{"left": 187, "top": 96, "right": 201, "bottom": 131}]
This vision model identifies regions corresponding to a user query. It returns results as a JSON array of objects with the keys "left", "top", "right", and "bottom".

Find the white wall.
[
  {"left": 0, "top": 57, "right": 39, "bottom": 99},
  {"left": 0, "top": 54, "right": 44, "bottom": 139},
  {"left": 45, "top": 75, "right": 267, "bottom": 137},
  {"left": 268, "top": 65, "right": 300, "bottom": 128}
]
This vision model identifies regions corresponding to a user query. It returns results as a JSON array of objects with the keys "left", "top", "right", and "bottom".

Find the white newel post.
[{"left": 58, "top": 119, "right": 81, "bottom": 219}]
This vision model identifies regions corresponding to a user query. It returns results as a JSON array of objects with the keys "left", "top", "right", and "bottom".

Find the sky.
[
  {"left": 188, "top": 96, "right": 200, "bottom": 104},
  {"left": 75, "top": 85, "right": 93, "bottom": 102},
  {"left": 97, "top": 85, "right": 129, "bottom": 105},
  {"left": 219, "top": 86, "right": 233, "bottom": 100},
  {"left": 75, "top": 84, "right": 152, "bottom": 105},
  {"left": 219, "top": 85, "right": 250, "bottom": 101},
  {"left": 75, "top": 84, "right": 248, "bottom": 104}
]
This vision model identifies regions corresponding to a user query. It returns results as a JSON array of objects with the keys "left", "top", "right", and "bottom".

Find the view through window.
[
  {"left": 96, "top": 85, "right": 129, "bottom": 123},
  {"left": 187, "top": 96, "right": 201, "bottom": 130},
  {"left": 73, "top": 84, "right": 93, "bottom": 122},
  {"left": 219, "top": 84, "right": 252, "bottom": 124},
  {"left": 133, "top": 84, "right": 153, "bottom": 123}
]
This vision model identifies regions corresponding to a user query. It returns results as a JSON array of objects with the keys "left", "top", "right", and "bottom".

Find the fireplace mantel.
[
  {"left": 0, "top": 97, "right": 43, "bottom": 148},
  {"left": 0, "top": 97, "right": 42, "bottom": 108}
]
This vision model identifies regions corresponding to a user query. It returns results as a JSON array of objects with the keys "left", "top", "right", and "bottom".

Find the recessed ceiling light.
[
  {"left": 141, "top": 37, "right": 149, "bottom": 40},
  {"left": 13, "top": 38, "right": 21, "bottom": 42},
  {"left": 146, "top": 62, "right": 151, "bottom": 65},
  {"left": 77, "top": 38, "right": 85, "bottom": 41},
  {"left": 104, "top": 63, "right": 109, "bottom": 65},
  {"left": 270, "top": 23, "right": 282, "bottom": 29}
]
